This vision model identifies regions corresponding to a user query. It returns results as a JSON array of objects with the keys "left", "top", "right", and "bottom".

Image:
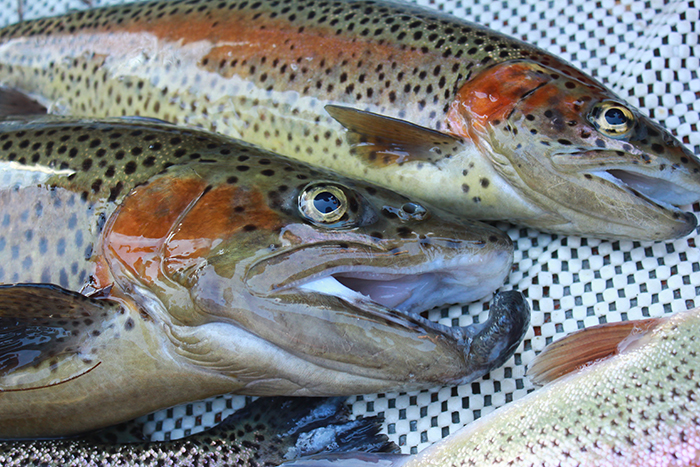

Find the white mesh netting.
[{"left": 1, "top": 0, "right": 698, "bottom": 456}]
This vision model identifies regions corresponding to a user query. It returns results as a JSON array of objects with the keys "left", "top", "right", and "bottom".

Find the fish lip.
[
  {"left": 587, "top": 167, "right": 698, "bottom": 210},
  {"left": 294, "top": 254, "right": 510, "bottom": 312},
  {"left": 551, "top": 147, "right": 700, "bottom": 209},
  {"left": 264, "top": 244, "right": 513, "bottom": 314}
]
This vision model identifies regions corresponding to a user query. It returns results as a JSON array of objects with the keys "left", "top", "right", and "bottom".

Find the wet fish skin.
[
  {"left": 0, "top": 396, "right": 397, "bottom": 467},
  {"left": 287, "top": 307, "right": 700, "bottom": 467},
  {"left": 0, "top": 0, "right": 697, "bottom": 240},
  {"left": 0, "top": 116, "right": 527, "bottom": 439}
]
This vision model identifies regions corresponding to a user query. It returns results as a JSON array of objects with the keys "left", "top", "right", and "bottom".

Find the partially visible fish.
[
  {"left": 0, "top": 396, "right": 397, "bottom": 467},
  {"left": 288, "top": 306, "right": 700, "bottom": 466},
  {"left": 0, "top": 116, "right": 529, "bottom": 439},
  {"left": 0, "top": 0, "right": 698, "bottom": 239}
]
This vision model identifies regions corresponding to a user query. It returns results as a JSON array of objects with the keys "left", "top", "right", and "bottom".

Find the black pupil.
[
  {"left": 604, "top": 108, "right": 627, "bottom": 126},
  {"left": 313, "top": 191, "right": 341, "bottom": 214}
]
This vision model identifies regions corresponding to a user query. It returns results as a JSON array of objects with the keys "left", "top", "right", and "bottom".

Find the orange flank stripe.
[{"left": 112, "top": 9, "right": 441, "bottom": 79}]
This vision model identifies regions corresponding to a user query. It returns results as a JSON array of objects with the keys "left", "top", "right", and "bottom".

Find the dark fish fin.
[
  {"left": 0, "top": 283, "right": 122, "bottom": 377},
  {"left": 198, "top": 397, "right": 398, "bottom": 463},
  {"left": 325, "top": 104, "right": 461, "bottom": 167},
  {"left": 527, "top": 316, "right": 664, "bottom": 385},
  {"left": 284, "top": 452, "right": 409, "bottom": 467},
  {"left": 0, "top": 88, "right": 47, "bottom": 116}
]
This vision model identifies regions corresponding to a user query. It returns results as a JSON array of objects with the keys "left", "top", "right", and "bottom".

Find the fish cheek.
[
  {"left": 163, "top": 185, "right": 288, "bottom": 314},
  {"left": 103, "top": 176, "right": 208, "bottom": 288},
  {"left": 446, "top": 60, "right": 553, "bottom": 140}
]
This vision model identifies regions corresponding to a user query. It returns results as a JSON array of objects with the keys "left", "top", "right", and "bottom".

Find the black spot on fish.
[{"left": 480, "top": 178, "right": 489, "bottom": 188}]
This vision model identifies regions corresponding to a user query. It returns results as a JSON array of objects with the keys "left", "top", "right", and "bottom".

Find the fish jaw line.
[
  {"left": 590, "top": 167, "right": 700, "bottom": 208},
  {"left": 549, "top": 148, "right": 700, "bottom": 210},
  {"left": 292, "top": 245, "right": 513, "bottom": 313}
]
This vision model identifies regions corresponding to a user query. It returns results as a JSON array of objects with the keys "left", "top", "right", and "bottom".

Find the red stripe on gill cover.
[
  {"left": 104, "top": 176, "right": 207, "bottom": 286},
  {"left": 162, "top": 185, "right": 284, "bottom": 277},
  {"left": 446, "top": 60, "right": 553, "bottom": 139}
]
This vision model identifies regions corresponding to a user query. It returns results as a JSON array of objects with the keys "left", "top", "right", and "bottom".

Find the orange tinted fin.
[
  {"left": 528, "top": 317, "right": 664, "bottom": 385},
  {"left": 326, "top": 104, "right": 462, "bottom": 167},
  {"left": 0, "top": 88, "right": 47, "bottom": 116},
  {"left": 0, "top": 283, "right": 121, "bottom": 377}
]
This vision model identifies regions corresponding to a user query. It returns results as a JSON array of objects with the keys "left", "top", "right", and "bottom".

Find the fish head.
[
  {"left": 104, "top": 152, "right": 511, "bottom": 316},
  {"left": 102, "top": 146, "right": 520, "bottom": 392},
  {"left": 448, "top": 59, "right": 700, "bottom": 240}
]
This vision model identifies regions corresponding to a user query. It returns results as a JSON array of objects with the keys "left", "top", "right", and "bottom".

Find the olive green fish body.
[
  {"left": 0, "top": 0, "right": 697, "bottom": 239},
  {"left": 0, "top": 116, "right": 529, "bottom": 439},
  {"left": 0, "top": 397, "right": 396, "bottom": 467}
]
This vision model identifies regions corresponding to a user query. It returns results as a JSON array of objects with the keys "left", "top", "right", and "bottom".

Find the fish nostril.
[{"left": 400, "top": 202, "right": 428, "bottom": 221}]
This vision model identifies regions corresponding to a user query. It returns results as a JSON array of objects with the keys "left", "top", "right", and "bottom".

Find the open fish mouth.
[
  {"left": 600, "top": 169, "right": 700, "bottom": 207},
  {"left": 293, "top": 251, "right": 513, "bottom": 314}
]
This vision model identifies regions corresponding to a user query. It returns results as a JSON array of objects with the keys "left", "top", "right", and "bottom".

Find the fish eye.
[
  {"left": 589, "top": 101, "right": 635, "bottom": 138},
  {"left": 299, "top": 182, "right": 352, "bottom": 226}
]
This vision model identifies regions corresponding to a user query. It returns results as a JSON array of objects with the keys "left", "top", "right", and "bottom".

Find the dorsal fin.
[
  {"left": 0, "top": 88, "right": 47, "bottom": 117},
  {"left": 325, "top": 104, "right": 462, "bottom": 167},
  {"left": 527, "top": 317, "right": 664, "bottom": 385},
  {"left": 0, "top": 283, "right": 122, "bottom": 377}
]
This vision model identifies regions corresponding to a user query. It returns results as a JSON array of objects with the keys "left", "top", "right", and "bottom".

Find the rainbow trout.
[
  {"left": 0, "top": 396, "right": 397, "bottom": 467},
  {"left": 288, "top": 307, "right": 700, "bottom": 467},
  {"left": 0, "top": 0, "right": 698, "bottom": 240},
  {"left": 0, "top": 116, "right": 529, "bottom": 439}
]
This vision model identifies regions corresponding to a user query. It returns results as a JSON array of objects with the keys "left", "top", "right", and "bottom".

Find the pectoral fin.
[
  {"left": 0, "top": 88, "right": 47, "bottom": 116},
  {"left": 0, "top": 283, "right": 123, "bottom": 378},
  {"left": 325, "top": 104, "right": 462, "bottom": 167},
  {"left": 527, "top": 316, "right": 664, "bottom": 385}
]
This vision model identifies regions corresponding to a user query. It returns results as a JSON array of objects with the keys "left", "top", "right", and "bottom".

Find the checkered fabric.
[{"left": 1, "top": 0, "right": 698, "bottom": 455}]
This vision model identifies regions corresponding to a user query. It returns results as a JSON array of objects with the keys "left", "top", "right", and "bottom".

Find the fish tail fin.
[
  {"left": 528, "top": 316, "right": 665, "bottom": 385},
  {"left": 210, "top": 397, "right": 399, "bottom": 463},
  {"left": 284, "top": 452, "right": 409, "bottom": 467}
]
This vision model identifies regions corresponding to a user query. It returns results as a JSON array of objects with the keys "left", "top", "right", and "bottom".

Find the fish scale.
[{"left": 0, "top": 0, "right": 698, "bottom": 239}]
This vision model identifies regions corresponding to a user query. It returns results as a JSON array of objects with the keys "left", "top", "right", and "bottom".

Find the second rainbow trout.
[{"left": 0, "top": 116, "right": 527, "bottom": 439}]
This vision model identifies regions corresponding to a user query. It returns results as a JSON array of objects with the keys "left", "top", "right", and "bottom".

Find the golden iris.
[
  {"left": 590, "top": 101, "right": 635, "bottom": 138},
  {"left": 299, "top": 183, "right": 348, "bottom": 224}
]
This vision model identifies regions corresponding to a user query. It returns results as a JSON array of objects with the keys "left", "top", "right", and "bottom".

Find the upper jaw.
[
  {"left": 596, "top": 168, "right": 700, "bottom": 207},
  {"left": 552, "top": 151, "right": 700, "bottom": 209},
  {"left": 288, "top": 248, "right": 513, "bottom": 314}
]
